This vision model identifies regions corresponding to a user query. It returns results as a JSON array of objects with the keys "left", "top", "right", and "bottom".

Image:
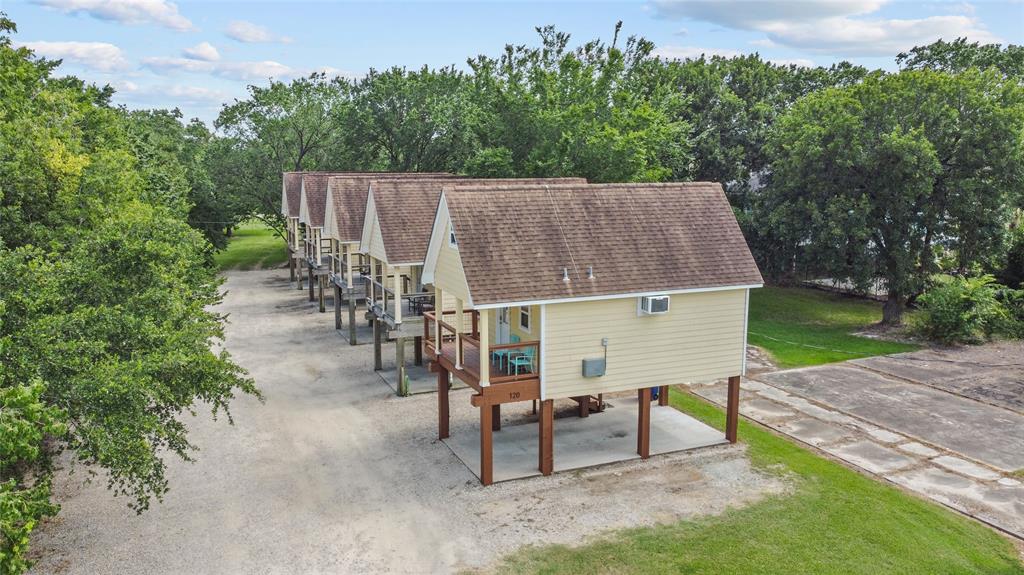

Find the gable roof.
[
  {"left": 440, "top": 182, "right": 763, "bottom": 307},
  {"left": 325, "top": 174, "right": 454, "bottom": 243},
  {"left": 300, "top": 172, "right": 354, "bottom": 228},
  {"left": 365, "top": 178, "right": 586, "bottom": 265},
  {"left": 282, "top": 172, "right": 303, "bottom": 217}
]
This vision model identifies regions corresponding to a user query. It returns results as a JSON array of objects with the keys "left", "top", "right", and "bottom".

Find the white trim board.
[{"left": 472, "top": 283, "right": 764, "bottom": 310}]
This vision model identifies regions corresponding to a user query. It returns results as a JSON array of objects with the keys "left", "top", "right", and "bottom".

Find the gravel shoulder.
[{"left": 30, "top": 268, "right": 785, "bottom": 574}]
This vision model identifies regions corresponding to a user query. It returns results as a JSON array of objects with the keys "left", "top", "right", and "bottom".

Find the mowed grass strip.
[
  {"left": 214, "top": 221, "right": 288, "bottom": 271},
  {"left": 494, "top": 392, "right": 1024, "bottom": 575},
  {"left": 749, "top": 287, "right": 919, "bottom": 368}
]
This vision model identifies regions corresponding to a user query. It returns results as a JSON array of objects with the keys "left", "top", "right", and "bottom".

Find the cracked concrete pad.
[
  {"left": 931, "top": 456, "right": 1002, "bottom": 482},
  {"left": 889, "top": 467, "right": 1024, "bottom": 539},
  {"left": 740, "top": 379, "right": 771, "bottom": 392},
  {"left": 865, "top": 428, "right": 904, "bottom": 444},
  {"left": 758, "top": 364, "right": 1024, "bottom": 472},
  {"left": 740, "top": 398, "right": 797, "bottom": 420},
  {"left": 898, "top": 442, "right": 940, "bottom": 458},
  {"left": 823, "top": 440, "right": 917, "bottom": 475},
  {"left": 777, "top": 417, "right": 854, "bottom": 447}
]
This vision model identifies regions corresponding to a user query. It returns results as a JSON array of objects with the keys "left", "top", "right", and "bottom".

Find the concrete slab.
[
  {"left": 897, "top": 442, "right": 940, "bottom": 458},
  {"left": 822, "top": 440, "right": 917, "bottom": 475},
  {"left": 758, "top": 364, "right": 1024, "bottom": 472},
  {"left": 777, "top": 417, "right": 854, "bottom": 447},
  {"left": 851, "top": 343, "right": 1024, "bottom": 413},
  {"left": 740, "top": 398, "right": 798, "bottom": 420},
  {"left": 377, "top": 363, "right": 468, "bottom": 396},
  {"left": 443, "top": 397, "right": 727, "bottom": 483},
  {"left": 889, "top": 467, "right": 1024, "bottom": 539},
  {"left": 931, "top": 455, "right": 1002, "bottom": 482},
  {"left": 865, "top": 428, "right": 904, "bottom": 444}
]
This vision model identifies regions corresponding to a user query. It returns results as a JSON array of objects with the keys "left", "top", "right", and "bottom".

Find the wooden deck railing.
[{"left": 423, "top": 310, "right": 539, "bottom": 385}]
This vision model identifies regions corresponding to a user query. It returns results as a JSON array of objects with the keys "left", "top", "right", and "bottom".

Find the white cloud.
[
  {"left": 224, "top": 20, "right": 291, "bottom": 43},
  {"left": 649, "top": 0, "right": 1002, "bottom": 56},
  {"left": 183, "top": 41, "right": 220, "bottom": 61},
  {"left": 19, "top": 40, "right": 130, "bottom": 71},
  {"left": 32, "top": 0, "right": 193, "bottom": 31},
  {"left": 118, "top": 82, "right": 230, "bottom": 104},
  {"left": 142, "top": 56, "right": 300, "bottom": 80}
]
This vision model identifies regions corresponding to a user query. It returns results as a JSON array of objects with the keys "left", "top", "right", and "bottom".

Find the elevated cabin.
[
  {"left": 323, "top": 173, "right": 454, "bottom": 342},
  {"left": 421, "top": 182, "right": 763, "bottom": 484},
  {"left": 359, "top": 178, "right": 586, "bottom": 396},
  {"left": 280, "top": 172, "right": 305, "bottom": 287}
]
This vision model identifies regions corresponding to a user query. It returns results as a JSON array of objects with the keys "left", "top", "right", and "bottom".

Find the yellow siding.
[
  {"left": 485, "top": 305, "right": 539, "bottom": 343},
  {"left": 367, "top": 215, "right": 387, "bottom": 261},
  {"left": 432, "top": 218, "right": 471, "bottom": 303},
  {"left": 543, "top": 289, "right": 747, "bottom": 399}
]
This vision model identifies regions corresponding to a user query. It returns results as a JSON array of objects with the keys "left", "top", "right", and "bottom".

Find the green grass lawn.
[
  {"left": 214, "top": 221, "right": 288, "bottom": 271},
  {"left": 748, "top": 287, "right": 919, "bottom": 368},
  {"left": 495, "top": 392, "right": 1024, "bottom": 575}
]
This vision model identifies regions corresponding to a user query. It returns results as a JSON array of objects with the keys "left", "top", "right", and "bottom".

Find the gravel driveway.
[{"left": 30, "top": 269, "right": 784, "bottom": 575}]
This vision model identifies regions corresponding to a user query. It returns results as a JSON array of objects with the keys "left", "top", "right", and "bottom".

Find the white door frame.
[{"left": 496, "top": 307, "right": 511, "bottom": 344}]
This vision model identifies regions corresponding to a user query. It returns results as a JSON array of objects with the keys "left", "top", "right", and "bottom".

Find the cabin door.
[{"left": 496, "top": 308, "right": 512, "bottom": 344}]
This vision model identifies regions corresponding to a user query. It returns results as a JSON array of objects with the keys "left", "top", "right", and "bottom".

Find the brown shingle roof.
[
  {"left": 443, "top": 182, "right": 763, "bottom": 306},
  {"left": 283, "top": 172, "right": 303, "bottom": 217},
  {"left": 370, "top": 178, "right": 586, "bottom": 265},
  {"left": 301, "top": 172, "right": 355, "bottom": 228},
  {"left": 327, "top": 174, "right": 456, "bottom": 243}
]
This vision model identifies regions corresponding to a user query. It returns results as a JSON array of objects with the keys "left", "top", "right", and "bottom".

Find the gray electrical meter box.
[{"left": 582, "top": 358, "right": 606, "bottom": 377}]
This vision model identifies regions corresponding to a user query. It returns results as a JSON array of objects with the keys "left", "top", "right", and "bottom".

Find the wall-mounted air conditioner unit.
[{"left": 638, "top": 295, "right": 670, "bottom": 315}]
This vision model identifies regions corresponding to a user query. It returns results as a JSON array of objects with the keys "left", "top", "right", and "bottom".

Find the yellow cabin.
[{"left": 420, "top": 182, "right": 763, "bottom": 485}]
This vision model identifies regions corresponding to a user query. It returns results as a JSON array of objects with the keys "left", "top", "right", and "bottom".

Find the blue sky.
[{"left": 5, "top": 0, "right": 1022, "bottom": 125}]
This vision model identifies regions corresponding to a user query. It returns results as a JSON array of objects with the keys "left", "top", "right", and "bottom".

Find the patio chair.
[
  {"left": 491, "top": 335, "right": 519, "bottom": 372},
  {"left": 508, "top": 345, "right": 535, "bottom": 376}
]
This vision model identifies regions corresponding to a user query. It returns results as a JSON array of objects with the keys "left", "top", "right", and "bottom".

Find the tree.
[
  {"left": 760, "top": 69, "right": 1024, "bottom": 323},
  {"left": 897, "top": 37, "right": 1024, "bottom": 77},
  {"left": 214, "top": 73, "right": 351, "bottom": 236}
]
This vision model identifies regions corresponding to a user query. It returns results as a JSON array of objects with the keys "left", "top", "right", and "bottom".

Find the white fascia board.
[
  {"left": 421, "top": 193, "right": 449, "bottom": 285},
  {"left": 472, "top": 283, "right": 764, "bottom": 310},
  {"left": 358, "top": 189, "right": 376, "bottom": 255},
  {"left": 741, "top": 288, "right": 750, "bottom": 376}
]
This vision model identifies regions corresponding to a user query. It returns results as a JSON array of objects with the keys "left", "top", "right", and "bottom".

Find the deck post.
[
  {"left": 396, "top": 336, "right": 408, "bottom": 396},
  {"left": 348, "top": 295, "right": 357, "bottom": 345},
  {"left": 373, "top": 317, "right": 382, "bottom": 371},
  {"left": 491, "top": 404, "right": 501, "bottom": 431},
  {"left": 658, "top": 385, "right": 669, "bottom": 406},
  {"left": 318, "top": 275, "right": 326, "bottom": 312},
  {"left": 414, "top": 336, "right": 423, "bottom": 366},
  {"left": 433, "top": 286, "right": 442, "bottom": 356},
  {"left": 726, "top": 375, "right": 741, "bottom": 443},
  {"left": 334, "top": 284, "right": 342, "bottom": 329},
  {"left": 289, "top": 253, "right": 295, "bottom": 282},
  {"left": 454, "top": 298, "right": 465, "bottom": 369},
  {"left": 539, "top": 399, "right": 553, "bottom": 475},
  {"left": 638, "top": 387, "right": 651, "bottom": 459},
  {"left": 297, "top": 257, "right": 304, "bottom": 290},
  {"left": 393, "top": 267, "right": 402, "bottom": 324},
  {"left": 480, "top": 404, "right": 494, "bottom": 486},
  {"left": 308, "top": 264, "right": 315, "bottom": 301},
  {"left": 438, "top": 367, "right": 449, "bottom": 439},
  {"left": 478, "top": 310, "right": 489, "bottom": 386}
]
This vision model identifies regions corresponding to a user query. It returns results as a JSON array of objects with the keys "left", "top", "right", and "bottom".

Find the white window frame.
[{"left": 519, "top": 306, "right": 531, "bottom": 333}]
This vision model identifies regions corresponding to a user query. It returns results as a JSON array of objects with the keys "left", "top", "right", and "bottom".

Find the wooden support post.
[
  {"left": 433, "top": 286, "right": 442, "bottom": 356},
  {"left": 348, "top": 296, "right": 357, "bottom": 345},
  {"left": 454, "top": 298, "right": 465, "bottom": 369},
  {"left": 480, "top": 405, "right": 494, "bottom": 486},
  {"left": 638, "top": 387, "right": 651, "bottom": 459},
  {"left": 334, "top": 285, "right": 342, "bottom": 329},
  {"left": 438, "top": 367, "right": 449, "bottom": 439},
  {"left": 491, "top": 404, "right": 501, "bottom": 431},
  {"left": 297, "top": 258, "right": 304, "bottom": 290},
  {"left": 726, "top": 375, "right": 741, "bottom": 443},
  {"left": 539, "top": 399, "right": 553, "bottom": 475},
  {"left": 308, "top": 265, "right": 315, "bottom": 301},
  {"left": 576, "top": 396, "right": 589, "bottom": 418},
  {"left": 373, "top": 318, "right": 383, "bottom": 371},
  {"left": 396, "top": 336, "right": 408, "bottom": 396},
  {"left": 478, "top": 309, "right": 489, "bottom": 386},
  {"left": 414, "top": 335, "right": 423, "bottom": 366},
  {"left": 472, "top": 310, "right": 479, "bottom": 338},
  {"left": 393, "top": 267, "right": 402, "bottom": 324},
  {"left": 658, "top": 385, "right": 669, "bottom": 406},
  {"left": 318, "top": 275, "right": 326, "bottom": 312},
  {"left": 289, "top": 253, "right": 296, "bottom": 282}
]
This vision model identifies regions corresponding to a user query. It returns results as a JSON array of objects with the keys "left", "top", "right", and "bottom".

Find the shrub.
[{"left": 913, "top": 275, "right": 1016, "bottom": 344}]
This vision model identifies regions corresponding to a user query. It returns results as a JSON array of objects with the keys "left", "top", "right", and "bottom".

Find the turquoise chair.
[
  {"left": 508, "top": 345, "right": 535, "bottom": 376},
  {"left": 491, "top": 335, "right": 519, "bottom": 372}
]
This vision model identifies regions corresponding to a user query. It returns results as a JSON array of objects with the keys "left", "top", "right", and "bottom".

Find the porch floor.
[{"left": 443, "top": 396, "right": 727, "bottom": 483}]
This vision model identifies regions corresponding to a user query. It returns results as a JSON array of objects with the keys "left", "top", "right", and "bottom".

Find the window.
[
  {"left": 448, "top": 227, "right": 458, "bottom": 248},
  {"left": 519, "top": 306, "right": 531, "bottom": 332}
]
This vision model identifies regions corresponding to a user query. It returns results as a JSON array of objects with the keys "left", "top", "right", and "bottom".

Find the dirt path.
[{"left": 30, "top": 269, "right": 784, "bottom": 575}]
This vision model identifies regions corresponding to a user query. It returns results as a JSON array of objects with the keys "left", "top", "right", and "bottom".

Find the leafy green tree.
[
  {"left": 760, "top": 69, "right": 1024, "bottom": 323},
  {"left": 897, "top": 37, "right": 1024, "bottom": 77}
]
